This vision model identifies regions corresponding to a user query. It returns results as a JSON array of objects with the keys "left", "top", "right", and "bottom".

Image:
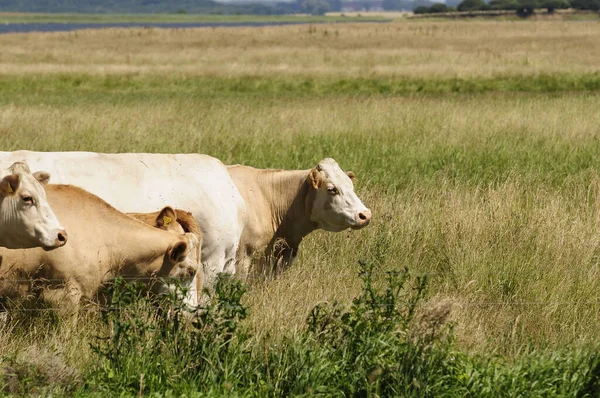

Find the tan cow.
[
  {"left": 129, "top": 207, "right": 204, "bottom": 298},
  {"left": 228, "top": 158, "right": 372, "bottom": 276},
  {"left": 0, "top": 162, "right": 67, "bottom": 250},
  {"left": 0, "top": 185, "right": 199, "bottom": 310}
]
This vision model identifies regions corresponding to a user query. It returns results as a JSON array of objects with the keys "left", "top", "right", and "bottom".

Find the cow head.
[
  {"left": 0, "top": 162, "right": 67, "bottom": 250},
  {"left": 306, "top": 158, "right": 372, "bottom": 232},
  {"left": 164, "top": 232, "right": 200, "bottom": 282},
  {"left": 130, "top": 207, "right": 202, "bottom": 296}
]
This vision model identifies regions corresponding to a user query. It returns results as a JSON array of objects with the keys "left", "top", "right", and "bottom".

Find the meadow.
[{"left": 1, "top": 19, "right": 600, "bottom": 395}]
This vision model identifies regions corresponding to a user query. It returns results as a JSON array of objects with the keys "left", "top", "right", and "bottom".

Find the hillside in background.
[{"left": 0, "top": 0, "right": 296, "bottom": 14}]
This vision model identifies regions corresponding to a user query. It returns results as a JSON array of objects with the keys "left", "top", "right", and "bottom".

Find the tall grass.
[
  {"left": 1, "top": 88, "right": 600, "bottom": 352},
  {"left": 1, "top": 20, "right": 600, "bottom": 394}
]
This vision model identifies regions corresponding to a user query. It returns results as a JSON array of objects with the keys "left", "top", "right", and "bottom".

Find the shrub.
[
  {"left": 298, "top": 261, "right": 455, "bottom": 396},
  {"left": 88, "top": 276, "right": 249, "bottom": 394},
  {"left": 83, "top": 263, "right": 600, "bottom": 396},
  {"left": 86, "top": 263, "right": 456, "bottom": 395}
]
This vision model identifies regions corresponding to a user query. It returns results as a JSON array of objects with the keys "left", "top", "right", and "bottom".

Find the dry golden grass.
[
  {"left": 1, "top": 21, "right": 600, "bottom": 364},
  {"left": 0, "top": 21, "right": 599, "bottom": 78}
]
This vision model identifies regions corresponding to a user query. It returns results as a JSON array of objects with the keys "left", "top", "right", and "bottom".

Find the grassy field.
[
  {"left": 1, "top": 20, "right": 600, "bottom": 395},
  {"left": 1, "top": 21, "right": 598, "bottom": 77}
]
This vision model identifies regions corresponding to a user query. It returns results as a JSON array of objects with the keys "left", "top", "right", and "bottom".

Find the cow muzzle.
[
  {"left": 177, "top": 264, "right": 197, "bottom": 280},
  {"left": 353, "top": 209, "right": 372, "bottom": 229},
  {"left": 43, "top": 229, "right": 68, "bottom": 250},
  {"left": 56, "top": 229, "right": 68, "bottom": 247}
]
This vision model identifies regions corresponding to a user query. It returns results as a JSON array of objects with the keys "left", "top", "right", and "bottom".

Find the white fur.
[
  {"left": 310, "top": 158, "right": 371, "bottom": 232},
  {"left": 0, "top": 162, "right": 65, "bottom": 249}
]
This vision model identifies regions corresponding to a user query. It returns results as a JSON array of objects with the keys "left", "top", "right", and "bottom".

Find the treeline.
[{"left": 412, "top": 0, "right": 599, "bottom": 15}]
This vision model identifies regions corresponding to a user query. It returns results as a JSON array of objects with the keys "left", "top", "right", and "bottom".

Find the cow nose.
[
  {"left": 178, "top": 263, "right": 196, "bottom": 279},
  {"left": 185, "top": 266, "right": 196, "bottom": 278},
  {"left": 356, "top": 209, "right": 372, "bottom": 227},
  {"left": 56, "top": 230, "right": 68, "bottom": 247}
]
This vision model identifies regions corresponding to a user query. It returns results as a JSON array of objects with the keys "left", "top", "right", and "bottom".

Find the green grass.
[
  {"left": 2, "top": 74, "right": 600, "bottom": 103},
  {"left": 2, "top": 21, "right": 600, "bottom": 395}
]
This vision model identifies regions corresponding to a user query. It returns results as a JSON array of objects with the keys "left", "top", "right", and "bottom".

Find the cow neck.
[{"left": 264, "top": 169, "right": 319, "bottom": 248}]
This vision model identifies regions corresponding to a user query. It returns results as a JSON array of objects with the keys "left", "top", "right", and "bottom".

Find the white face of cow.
[
  {"left": 0, "top": 162, "right": 67, "bottom": 250},
  {"left": 308, "top": 158, "right": 372, "bottom": 232}
]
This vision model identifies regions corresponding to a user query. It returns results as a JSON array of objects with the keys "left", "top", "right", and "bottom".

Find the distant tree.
[
  {"left": 457, "top": 0, "right": 484, "bottom": 10},
  {"left": 571, "top": 0, "right": 600, "bottom": 9},
  {"left": 489, "top": 0, "right": 519, "bottom": 9},
  {"left": 539, "top": 0, "right": 569, "bottom": 12},
  {"left": 429, "top": 2, "right": 452, "bottom": 11},
  {"left": 413, "top": 5, "right": 431, "bottom": 12},
  {"left": 515, "top": 0, "right": 536, "bottom": 16}
]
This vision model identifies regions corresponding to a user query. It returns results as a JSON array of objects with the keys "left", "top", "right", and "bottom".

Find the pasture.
[{"left": 1, "top": 20, "right": 600, "bottom": 395}]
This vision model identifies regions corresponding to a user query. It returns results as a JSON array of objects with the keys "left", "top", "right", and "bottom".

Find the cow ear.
[
  {"left": 157, "top": 207, "right": 177, "bottom": 228},
  {"left": 33, "top": 171, "right": 51, "bottom": 185},
  {"left": 168, "top": 241, "right": 189, "bottom": 263},
  {"left": 346, "top": 171, "right": 356, "bottom": 182},
  {"left": 0, "top": 174, "right": 20, "bottom": 197},
  {"left": 308, "top": 169, "right": 322, "bottom": 189}
]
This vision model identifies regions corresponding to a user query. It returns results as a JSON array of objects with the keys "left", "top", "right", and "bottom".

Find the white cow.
[
  {"left": 0, "top": 161, "right": 67, "bottom": 250},
  {"left": 0, "top": 151, "right": 246, "bottom": 306}
]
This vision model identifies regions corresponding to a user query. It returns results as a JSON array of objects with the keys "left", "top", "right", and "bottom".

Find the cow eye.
[
  {"left": 22, "top": 196, "right": 33, "bottom": 203},
  {"left": 327, "top": 186, "right": 338, "bottom": 195}
]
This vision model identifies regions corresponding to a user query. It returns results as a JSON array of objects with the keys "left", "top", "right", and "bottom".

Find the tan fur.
[
  {"left": 229, "top": 160, "right": 370, "bottom": 278},
  {"left": 0, "top": 185, "right": 197, "bottom": 310},
  {"left": 228, "top": 165, "right": 318, "bottom": 277},
  {"left": 308, "top": 169, "right": 322, "bottom": 190}
]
